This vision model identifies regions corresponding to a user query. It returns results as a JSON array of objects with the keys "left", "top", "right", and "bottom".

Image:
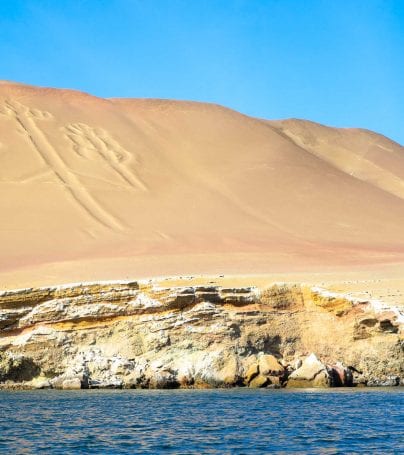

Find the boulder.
[
  {"left": 61, "top": 378, "right": 82, "bottom": 389},
  {"left": 51, "top": 372, "right": 88, "bottom": 389},
  {"left": 286, "top": 353, "right": 331, "bottom": 388},
  {"left": 249, "top": 374, "right": 269, "bottom": 388},
  {"left": 244, "top": 363, "right": 259, "bottom": 384},
  {"left": 50, "top": 375, "right": 67, "bottom": 389},
  {"left": 193, "top": 351, "right": 242, "bottom": 387},
  {"left": 259, "top": 355, "right": 284, "bottom": 376},
  {"left": 216, "top": 354, "right": 240, "bottom": 386}
]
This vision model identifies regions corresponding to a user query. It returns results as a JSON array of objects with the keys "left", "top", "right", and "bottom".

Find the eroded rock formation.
[{"left": 0, "top": 279, "right": 402, "bottom": 389}]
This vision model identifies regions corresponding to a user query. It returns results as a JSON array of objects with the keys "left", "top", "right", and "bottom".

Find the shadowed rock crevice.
[{"left": 0, "top": 354, "right": 40, "bottom": 382}]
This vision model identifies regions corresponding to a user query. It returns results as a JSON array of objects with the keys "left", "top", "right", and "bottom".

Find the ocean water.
[{"left": 0, "top": 388, "right": 402, "bottom": 454}]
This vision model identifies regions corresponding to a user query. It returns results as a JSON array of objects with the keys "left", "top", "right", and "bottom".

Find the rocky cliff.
[{"left": 0, "top": 278, "right": 402, "bottom": 389}]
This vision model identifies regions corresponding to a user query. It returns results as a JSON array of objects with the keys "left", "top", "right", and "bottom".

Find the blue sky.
[{"left": 1, "top": 0, "right": 403, "bottom": 143}]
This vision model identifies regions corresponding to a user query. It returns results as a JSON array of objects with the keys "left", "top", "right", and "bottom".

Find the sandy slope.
[{"left": 0, "top": 81, "right": 403, "bottom": 288}]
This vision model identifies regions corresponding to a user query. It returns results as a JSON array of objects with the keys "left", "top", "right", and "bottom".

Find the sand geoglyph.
[{"left": 0, "top": 81, "right": 403, "bottom": 289}]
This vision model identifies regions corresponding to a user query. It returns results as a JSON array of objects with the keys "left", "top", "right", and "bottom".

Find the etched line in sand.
[
  {"left": 0, "top": 100, "right": 123, "bottom": 230},
  {"left": 64, "top": 123, "right": 147, "bottom": 191},
  {"left": 0, "top": 169, "right": 53, "bottom": 184}
]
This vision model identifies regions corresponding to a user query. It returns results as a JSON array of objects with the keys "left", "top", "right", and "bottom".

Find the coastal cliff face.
[{"left": 0, "top": 278, "right": 402, "bottom": 389}]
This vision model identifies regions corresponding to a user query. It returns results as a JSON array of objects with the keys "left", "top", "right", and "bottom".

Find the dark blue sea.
[{"left": 0, "top": 388, "right": 402, "bottom": 454}]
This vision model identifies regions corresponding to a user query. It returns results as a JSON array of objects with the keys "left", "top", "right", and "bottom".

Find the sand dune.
[{"left": 0, "top": 81, "right": 403, "bottom": 287}]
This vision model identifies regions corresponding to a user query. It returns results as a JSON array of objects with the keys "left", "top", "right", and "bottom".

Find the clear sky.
[{"left": 0, "top": 0, "right": 403, "bottom": 144}]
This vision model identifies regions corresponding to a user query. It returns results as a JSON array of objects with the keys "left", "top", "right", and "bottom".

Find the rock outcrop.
[
  {"left": 0, "top": 279, "right": 402, "bottom": 389},
  {"left": 286, "top": 353, "right": 353, "bottom": 388}
]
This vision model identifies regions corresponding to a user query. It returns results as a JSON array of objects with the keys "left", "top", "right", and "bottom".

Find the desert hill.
[{"left": 0, "top": 81, "right": 403, "bottom": 287}]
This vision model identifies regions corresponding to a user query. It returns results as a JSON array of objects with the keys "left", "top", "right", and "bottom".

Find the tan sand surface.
[{"left": 0, "top": 81, "right": 403, "bottom": 290}]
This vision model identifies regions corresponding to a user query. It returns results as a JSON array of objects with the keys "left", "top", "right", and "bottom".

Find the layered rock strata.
[{"left": 0, "top": 279, "right": 402, "bottom": 389}]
